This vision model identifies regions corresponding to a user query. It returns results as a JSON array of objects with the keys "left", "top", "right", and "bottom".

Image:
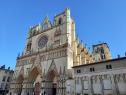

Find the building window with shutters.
[
  {"left": 77, "top": 69, "right": 81, "bottom": 73},
  {"left": 2, "top": 76, "right": 6, "bottom": 81},
  {"left": 90, "top": 67, "right": 95, "bottom": 72},
  {"left": 7, "top": 77, "right": 10, "bottom": 82},
  {"left": 106, "top": 65, "right": 112, "bottom": 69}
]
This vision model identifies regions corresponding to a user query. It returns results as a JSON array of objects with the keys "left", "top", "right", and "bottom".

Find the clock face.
[{"left": 38, "top": 35, "right": 48, "bottom": 48}]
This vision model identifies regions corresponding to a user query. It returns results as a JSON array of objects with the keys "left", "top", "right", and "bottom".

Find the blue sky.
[{"left": 0, "top": 0, "right": 126, "bottom": 69}]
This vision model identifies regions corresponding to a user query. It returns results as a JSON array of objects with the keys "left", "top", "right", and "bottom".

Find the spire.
[
  {"left": 65, "top": 8, "right": 70, "bottom": 17},
  {"left": 38, "top": 23, "right": 42, "bottom": 31},
  {"left": 42, "top": 16, "right": 52, "bottom": 30},
  {"left": 17, "top": 53, "right": 20, "bottom": 58},
  {"left": 44, "top": 16, "right": 49, "bottom": 24},
  {"left": 42, "top": 15, "right": 50, "bottom": 25}
]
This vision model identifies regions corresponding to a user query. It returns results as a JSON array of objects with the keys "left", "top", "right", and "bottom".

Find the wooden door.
[{"left": 34, "top": 82, "right": 41, "bottom": 95}]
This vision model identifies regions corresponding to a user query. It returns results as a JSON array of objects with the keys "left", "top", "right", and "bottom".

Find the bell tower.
[{"left": 54, "top": 8, "right": 73, "bottom": 46}]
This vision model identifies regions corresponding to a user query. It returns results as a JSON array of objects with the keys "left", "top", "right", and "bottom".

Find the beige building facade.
[
  {"left": 73, "top": 57, "right": 126, "bottom": 95},
  {"left": 92, "top": 43, "right": 112, "bottom": 62},
  {"left": 0, "top": 65, "right": 13, "bottom": 95}
]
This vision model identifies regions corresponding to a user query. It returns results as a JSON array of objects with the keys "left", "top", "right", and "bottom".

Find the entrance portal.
[
  {"left": 34, "top": 82, "right": 41, "bottom": 95},
  {"left": 45, "top": 69, "right": 58, "bottom": 95},
  {"left": 16, "top": 75, "right": 24, "bottom": 95},
  {"left": 29, "top": 67, "right": 41, "bottom": 95}
]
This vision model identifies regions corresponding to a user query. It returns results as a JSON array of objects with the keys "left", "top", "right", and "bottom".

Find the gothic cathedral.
[{"left": 9, "top": 8, "right": 111, "bottom": 95}]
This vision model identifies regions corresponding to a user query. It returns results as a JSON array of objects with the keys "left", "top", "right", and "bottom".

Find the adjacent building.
[
  {"left": 0, "top": 65, "right": 14, "bottom": 95},
  {"left": 92, "top": 43, "right": 112, "bottom": 62},
  {"left": 73, "top": 57, "right": 126, "bottom": 95}
]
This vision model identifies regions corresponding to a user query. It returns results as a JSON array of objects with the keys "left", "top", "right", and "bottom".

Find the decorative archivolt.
[
  {"left": 14, "top": 67, "right": 24, "bottom": 83},
  {"left": 15, "top": 66, "right": 24, "bottom": 79}
]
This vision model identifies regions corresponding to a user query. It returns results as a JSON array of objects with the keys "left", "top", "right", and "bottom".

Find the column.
[
  {"left": 99, "top": 75, "right": 104, "bottom": 95},
  {"left": 88, "top": 76, "right": 93, "bottom": 95},
  {"left": 56, "top": 76, "right": 60, "bottom": 95},
  {"left": 122, "top": 73, "right": 126, "bottom": 94},
  {"left": 63, "top": 77, "right": 66, "bottom": 95},
  {"left": 41, "top": 80, "right": 45, "bottom": 95},
  {"left": 80, "top": 77, "right": 84, "bottom": 95},
  {"left": 74, "top": 77, "right": 76, "bottom": 95},
  {"left": 81, "top": 77, "right": 84, "bottom": 95},
  {"left": 110, "top": 74, "right": 119, "bottom": 95}
]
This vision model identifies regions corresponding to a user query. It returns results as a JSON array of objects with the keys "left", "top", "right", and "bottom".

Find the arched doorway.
[
  {"left": 16, "top": 74, "right": 24, "bottom": 95},
  {"left": 46, "top": 70, "right": 58, "bottom": 95},
  {"left": 34, "top": 82, "right": 41, "bottom": 95},
  {"left": 28, "top": 67, "right": 41, "bottom": 95}
]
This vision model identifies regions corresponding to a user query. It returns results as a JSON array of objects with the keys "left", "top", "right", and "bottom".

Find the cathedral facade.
[
  {"left": 9, "top": 8, "right": 93, "bottom": 95},
  {"left": 9, "top": 8, "right": 114, "bottom": 95}
]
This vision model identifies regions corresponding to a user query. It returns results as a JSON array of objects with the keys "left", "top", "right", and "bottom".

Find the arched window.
[{"left": 58, "top": 18, "right": 62, "bottom": 25}]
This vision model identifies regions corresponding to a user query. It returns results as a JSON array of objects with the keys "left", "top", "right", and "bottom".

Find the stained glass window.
[{"left": 38, "top": 35, "right": 48, "bottom": 48}]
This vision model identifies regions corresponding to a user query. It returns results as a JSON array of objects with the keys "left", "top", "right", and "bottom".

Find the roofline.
[
  {"left": 93, "top": 43, "right": 107, "bottom": 47},
  {"left": 54, "top": 8, "right": 70, "bottom": 18},
  {"left": 92, "top": 42, "right": 110, "bottom": 51},
  {"left": 72, "top": 56, "right": 126, "bottom": 68},
  {"left": 54, "top": 11, "right": 65, "bottom": 18}
]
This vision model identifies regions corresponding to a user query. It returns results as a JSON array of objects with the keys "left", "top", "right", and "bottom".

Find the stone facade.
[
  {"left": 9, "top": 8, "right": 93, "bottom": 95},
  {"left": 92, "top": 43, "right": 112, "bottom": 62},
  {"left": 9, "top": 8, "right": 118, "bottom": 95},
  {"left": 0, "top": 65, "right": 14, "bottom": 95},
  {"left": 73, "top": 57, "right": 126, "bottom": 95}
]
